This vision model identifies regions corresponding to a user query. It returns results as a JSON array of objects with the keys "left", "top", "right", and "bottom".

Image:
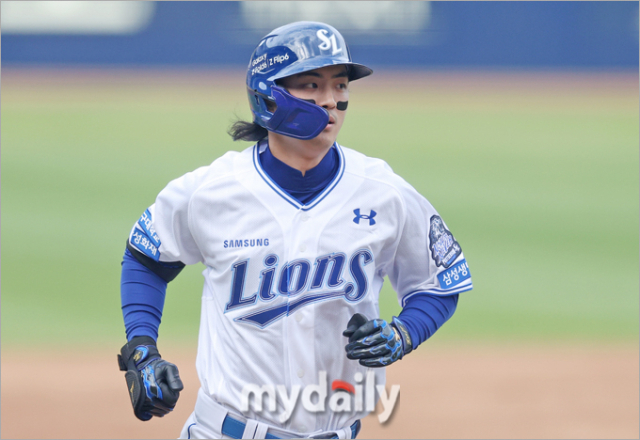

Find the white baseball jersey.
[{"left": 128, "top": 142, "right": 472, "bottom": 433}]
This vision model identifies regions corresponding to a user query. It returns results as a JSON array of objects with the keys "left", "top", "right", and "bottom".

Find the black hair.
[{"left": 227, "top": 120, "right": 268, "bottom": 142}]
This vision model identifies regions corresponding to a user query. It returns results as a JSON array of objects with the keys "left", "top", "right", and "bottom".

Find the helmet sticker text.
[
  {"left": 269, "top": 53, "right": 289, "bottom": 66},
  {"left": 251, "top": 52, "right": 291, "bottom": 76},
  {"left": 251, "top": 54, "right": 267, "bottom": 66}
]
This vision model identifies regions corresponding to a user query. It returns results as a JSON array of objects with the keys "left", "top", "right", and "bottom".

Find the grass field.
[{"left": 1, "top": 69, "right": 638, "bottom": 348}]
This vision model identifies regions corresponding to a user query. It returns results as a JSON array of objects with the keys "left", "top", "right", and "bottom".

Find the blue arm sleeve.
[
  {"left": 398, "top": 293, "right": 459, "bottom": 348},
  {"left": 121, "top": 248, "right": 167, "bottom": 341}
]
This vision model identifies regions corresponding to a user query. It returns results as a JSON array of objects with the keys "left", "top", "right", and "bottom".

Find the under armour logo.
[{"left": 353, "top": 209, "right": 376, "bottom": 226}]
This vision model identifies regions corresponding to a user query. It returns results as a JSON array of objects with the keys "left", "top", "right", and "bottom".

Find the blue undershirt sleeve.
[
  {"left": 398, "top": 293, "right": 459, "bottom": 348},
  {"left": 121, "top": 248, "right": 167, "bottom": 341}
]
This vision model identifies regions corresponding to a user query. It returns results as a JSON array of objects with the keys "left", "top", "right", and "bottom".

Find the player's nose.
[{"left": 316, "top": 86, "right": 337, "bottom": 110}]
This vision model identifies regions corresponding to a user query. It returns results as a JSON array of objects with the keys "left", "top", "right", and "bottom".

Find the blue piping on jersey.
[
  {"left": 187, "top": 422, "right": 196, "bottom": 439},
  {"left": 252, "top": 142, "right": 346, "bottom": 211}
]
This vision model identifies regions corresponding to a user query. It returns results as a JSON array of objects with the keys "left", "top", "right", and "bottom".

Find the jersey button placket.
[
  {"left": 286, "top": 210, "right": 318, "bottom": 431},
  {"left": 296, "top": 211, "right": 311, "bottom": 253}
]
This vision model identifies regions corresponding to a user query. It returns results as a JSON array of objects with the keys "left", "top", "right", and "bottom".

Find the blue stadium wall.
[{"left": 2, "top": 1, "right": 638, "bottom": 69}]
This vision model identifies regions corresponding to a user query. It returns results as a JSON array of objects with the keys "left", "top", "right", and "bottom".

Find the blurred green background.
[{"left": 2, "top": 70, "right": 638, "bottom": 349}]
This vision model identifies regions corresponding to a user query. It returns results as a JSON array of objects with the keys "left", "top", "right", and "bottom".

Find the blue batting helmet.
[{"left": 246, "top": 21, "right": 373, "bottom": 140}]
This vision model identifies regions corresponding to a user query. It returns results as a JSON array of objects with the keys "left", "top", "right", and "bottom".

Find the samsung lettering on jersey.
[{"left": 223, "top": 238, "right": 270, "bottom": 248}]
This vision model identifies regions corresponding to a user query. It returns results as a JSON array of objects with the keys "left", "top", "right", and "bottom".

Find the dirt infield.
[{"left": 1, "top": 343, "right": 637, "bottom": 439}]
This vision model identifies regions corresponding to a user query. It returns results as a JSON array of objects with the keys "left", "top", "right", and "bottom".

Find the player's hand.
[
  {"left": 117, "top": 336, "right": 184, "bottom": 421},
  {"left": 343, "top": 313, "right": 413, "bottom": 368}
]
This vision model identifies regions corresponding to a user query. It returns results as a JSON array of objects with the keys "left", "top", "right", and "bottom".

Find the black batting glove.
[
  {"left": 343, "top": 313, "right": 414, "bottom": 368},
  {"left": 117, "top": 336, "right": 184, "bottom": 421}
]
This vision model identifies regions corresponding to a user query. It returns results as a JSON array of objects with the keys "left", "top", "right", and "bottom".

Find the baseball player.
[{"left": 118, "top": 21, "right": 472, "bottom": 439}]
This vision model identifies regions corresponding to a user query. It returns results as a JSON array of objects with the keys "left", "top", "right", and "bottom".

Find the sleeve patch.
[
  {"left": 429, "top": 215, "right": 461, "bottom": 268},
  {"left": 137, "top": 209, "right": 161, "bottom": 247},
  {"left": 130, "top": 229, "right": 161, "bottom": 261},
  {"left": 437, "top": 259, "right": 471, "bottom": 289},
  {"left": 130, "top": 209, "right": 162, "bottom": 262}
]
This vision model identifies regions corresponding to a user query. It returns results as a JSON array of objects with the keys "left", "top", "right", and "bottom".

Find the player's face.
[{"left": 279, "top": 64, "right": 349, "bottom": 147}]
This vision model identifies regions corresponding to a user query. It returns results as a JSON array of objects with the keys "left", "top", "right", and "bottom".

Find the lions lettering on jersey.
[{"left": 225, "top": 250, "right": 373, "bottom": 328}]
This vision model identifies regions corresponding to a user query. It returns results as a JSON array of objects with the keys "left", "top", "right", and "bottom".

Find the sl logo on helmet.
[{"left": 317, "top": 29, "right": 342, "bottom": 55}]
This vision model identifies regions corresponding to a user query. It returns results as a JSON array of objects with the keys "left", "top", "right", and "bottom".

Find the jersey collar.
[{"left": 252, "top": 141, "right": 346, "bottom": 211}]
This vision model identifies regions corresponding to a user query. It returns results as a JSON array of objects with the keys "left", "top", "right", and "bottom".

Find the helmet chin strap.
[{"left": 265, "top": 86, "right": 330, "bottom": 140}]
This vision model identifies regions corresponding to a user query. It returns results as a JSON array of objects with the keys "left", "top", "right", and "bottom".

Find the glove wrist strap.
[
  {"left": 391, "top": 317, "right": 414, "bottom": 356},
  {"left": 119, "top": 336, "right": 159, "bottom": 371}
]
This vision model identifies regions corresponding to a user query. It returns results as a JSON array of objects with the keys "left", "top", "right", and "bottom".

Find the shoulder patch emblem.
[{"left": 429, "top": 215, "right": 461, "bottom": 268}]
